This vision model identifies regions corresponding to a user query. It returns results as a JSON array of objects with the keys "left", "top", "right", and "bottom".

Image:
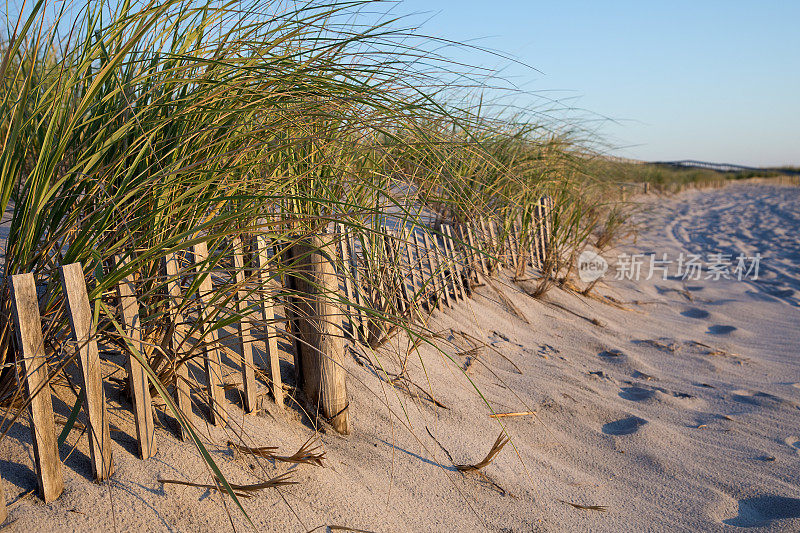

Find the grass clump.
[{"left": 0, "top": 0, "right": 638, "bottom": 525}]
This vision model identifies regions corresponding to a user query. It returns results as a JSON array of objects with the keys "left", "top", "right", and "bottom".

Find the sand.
[{"left": 1, "top": 182, "right": 799, "bottom": 531}]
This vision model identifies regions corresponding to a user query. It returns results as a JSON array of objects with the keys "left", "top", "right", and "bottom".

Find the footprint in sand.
[
  {"left": 708, "top": 324, "right": 737, "bottom": 335},
  {"left": 602, "top": 416, "right": 648, "bottom": 436},
  {"left": 619, "top": 386, "right": 657, "bottom": 402},
  {"left": 784, "top": 436, "right": 800, "bottom": 454},
  {"left": 599, "top": 349, "right": 625, "bottom": 359},
  {"left": 681, "top": 307, "right": 710, "bottom": 319},
  {"left": 732, "top": 390, "right": 799, "bottom": 410},
  {"left": 724, "top": 495, "right": 800, "bottom": 527},
  {"left": 765, "top": 287, "right": 796, "bottom": 298}
]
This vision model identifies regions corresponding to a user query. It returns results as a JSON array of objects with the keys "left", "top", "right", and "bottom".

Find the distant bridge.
[{"left": 652, "top": 160, "right": 800, "bottom": 176}]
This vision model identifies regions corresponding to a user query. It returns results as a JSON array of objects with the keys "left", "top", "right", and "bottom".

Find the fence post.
[
  {"left": 115, "top": 258, "right": 156, "bottom": 459},
  {"left": 9, "top": 273, "right": 64, "bottom": 502},
  {"left": 232, "top": 236, "right": 257, "bottom": 413},
  {"left": 59, "top": 263, "right": 114, "bottom": 482},
  {"left": 256, "top": 234, "right": 284, "bottom": 409},
  {"left": 192, "top": 242, "right": 226, "bottom": 425},
  {"left": 285, "top": 233, "right": 350, "bottom": 434},
  {"left": 164, "top": 252, "right": 192, "bottom": 440}
]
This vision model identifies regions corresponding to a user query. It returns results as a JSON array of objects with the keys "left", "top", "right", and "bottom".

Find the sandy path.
[{"left": 2, "top": 184, "right": 799, "bottom": 531}]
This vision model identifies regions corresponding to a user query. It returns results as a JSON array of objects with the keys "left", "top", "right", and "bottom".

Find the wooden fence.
[
  {"left": 0, "top": 197, "right": 554, "bottom": 512},
  {"left": 620, "top": 174, "right": 800, "bottom": 198}
]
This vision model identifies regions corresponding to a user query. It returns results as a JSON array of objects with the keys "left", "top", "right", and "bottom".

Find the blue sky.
[
  {"left": 9, "top": 0, "right": 797, "bottom": 166},
  {"left": 396, "top": 1, "right": 800, "bottom": 166}
]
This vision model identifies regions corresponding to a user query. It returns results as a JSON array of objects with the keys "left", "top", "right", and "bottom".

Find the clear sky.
[{"left": 396, "top": 1, "right": 800, "bottom": 167}]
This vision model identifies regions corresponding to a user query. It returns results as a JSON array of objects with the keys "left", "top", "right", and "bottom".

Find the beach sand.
[{"left": 1, "top": 183, "right": 799, "bottom": 531}]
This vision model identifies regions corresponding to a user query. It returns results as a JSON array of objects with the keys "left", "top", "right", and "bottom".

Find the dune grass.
[{"left": 0, "top": 0, "right": 635, "bottom": 524}]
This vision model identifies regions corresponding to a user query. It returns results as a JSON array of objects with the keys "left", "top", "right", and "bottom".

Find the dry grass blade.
[
  {"left": 272, "top": 437, "right": 326, "bottom": 467},
  {"left": 158, "top": 471, "right": 297, "bottom": 496},
  {"left": 227, "top": 441, "right": 279, "bottom": 459},
  {"left": 488, "top": 411, "right": 536, "bottom": 418},
  {"left": 557, "top": 499, "right": 607, "bottom": 512},
  {"left": 486, "top": 280, "right": 530, "bottom": 324},
  {"left": 456, "top": 432, "right": 509, "bottom": 472},
  {"left": 228, "top": 437, "right": 325, "bottom": 467},
  {"left": 386, "top": 372, "right": 448, "bottom": 409},
  {"left": 305, "top": 526, "right": 376, "bottom": 533}
]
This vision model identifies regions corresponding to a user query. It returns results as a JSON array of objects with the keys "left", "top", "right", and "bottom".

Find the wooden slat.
[
  {"left": 393, "top": 231, "right": 412, "bottom": 313},
  {"left": 483, "top": 217, "right": 500, "bottom": 273},
  {"left": 423, "top": 230, "right": 445, "bottom": 310},
  {"left": 543, "top": 196, "right": 554, "bottom": 261},
  {"left": 455, "top": 225, "right": 474, "bottom": 294},
  {"left": 429, "top": 231, "right": 450, "bottom": 308},
  {"left": 115, "top": 258, "right": 156, "bottom": 459},
  {"left": 383, "top": 232, "right": 408, "bottom": 314},
  {"left": 479, "top": 217, "right": 492, "bottom": 274},
  {"left": 529, "top": 213, "right": 541, "bottom": 269},
  {"left": 489, "top": 219, "right": 502, "bottom": 268},
  {"left": 453, "top": 226, "right": 469, "bottom": 298},
  {"left": 256, "top": 234, "right": 284, "bottom": 408},
  {"left": 335, "top": 224, "right": 359, "bottom": 342},
  {"left": 437, "top": 231, "right": 453, "bottom": 307},
  {"left": 445, "top": 225, "right": 460, "bottom": 299},
  {"left": 476, "top": 221, "right": 490, "bottom": 276},
  {"left": 0, "top": 475, "right": 6, "bottom": 523},
  {"left": 193, "top": 241, "right": 226, "bottom": 425},
  {"left": 412, "top": 231, "right": 430, "bottom": 312},
  {"left": 442, "top": 225, "right": 463, "bottom": 301},
  {"left": 345, "top": 228, "right": 369, "bottom": 343},
  {"left": 232, "top": 236, "right": 257, "bottom": 413},
  {"left": 440, "top": 224, "right": 462, "bottom": 302},
  {"left": 164, "top": 252, "right": 192, "bottom": 440},
  {"left": 466, "top": 223, "right": 486, "bottom": 283},
  {"left": 59, "top": 263, "right": 114, "bottom": 482},
  {"left": 535, "top": 199, "right": 547, "bottom": 269},
  {"left": 512, "top": 219, "right": 525, "bottom": 276},
  {"left": 505, "top": 222, "right": 518, "bottom": 270},
  {"left": 9, "top": 273, "right": 64, "bottom": 502},
  {"left": 404, "top": 228, "right": 421, "bottom": 308}
]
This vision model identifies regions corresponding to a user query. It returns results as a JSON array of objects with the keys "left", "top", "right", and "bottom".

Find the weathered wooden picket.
[{"left": 2, "top": 198, "right": 554, "bottom": 510}]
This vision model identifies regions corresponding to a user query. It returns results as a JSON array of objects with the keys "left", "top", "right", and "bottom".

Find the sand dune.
[{"left": 2, "top": 183, "right": 799, "bottom": 531}]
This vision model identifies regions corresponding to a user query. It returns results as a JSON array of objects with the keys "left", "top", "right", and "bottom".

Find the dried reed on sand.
[{"left": 456, "top": 432, "right": 509, "bottom": 472}]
